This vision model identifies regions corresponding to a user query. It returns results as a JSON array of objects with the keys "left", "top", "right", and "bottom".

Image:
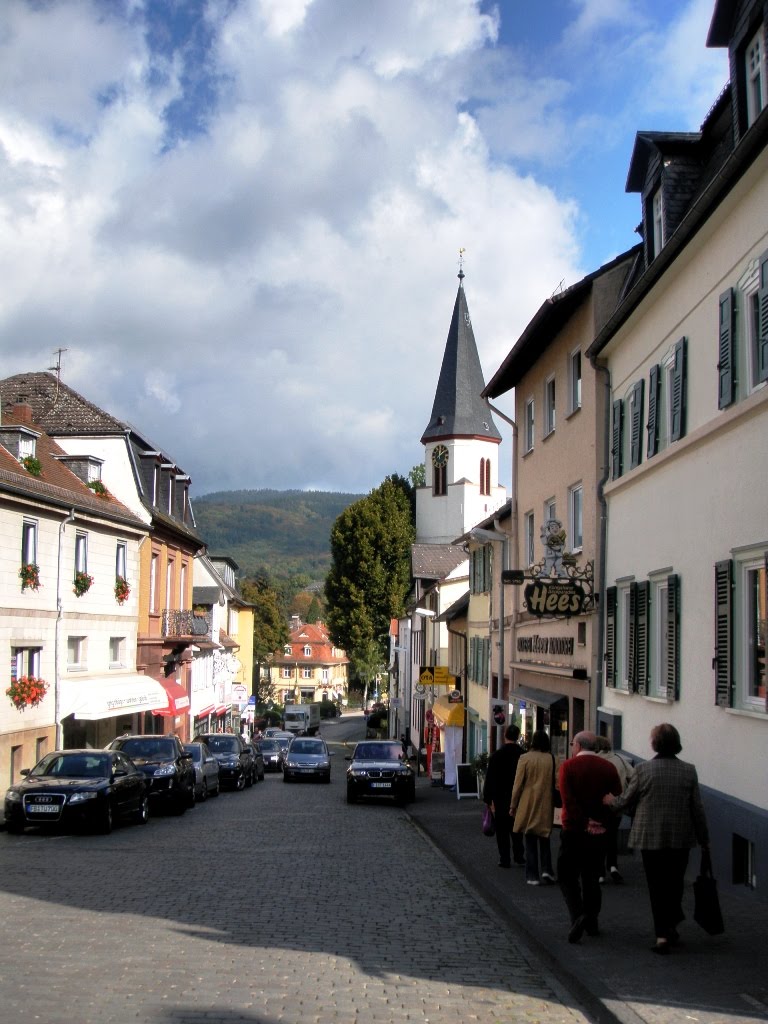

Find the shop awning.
[
  {"left": 431, "top": 694, "right": 465, "bottom": 728},
  {"left": 61, "top": 675, "right": 169, "bottom": 721},
  {"left": 194, "top": 704, "right": 215, "bottom": 719},
  {"left": 510, "top": 685, "right": 569, "bottom": 708},
  {"left": 152, "top": 679, "right": 191, "bottom": 717}
]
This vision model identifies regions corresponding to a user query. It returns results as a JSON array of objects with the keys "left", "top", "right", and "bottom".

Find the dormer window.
[
  {"left": 284, "top": 645, "right": 292, "bottom": 656},
  {"left": 746, "top": 25, "right": 767, "bottom": 127},
  {"left": 303, "top": 645, "right": 311, "bottom": 657},
  {"left": 19, "top": 433, "right": 36, "bottom": 460},
  {"left": 651, "top": 187, "right": 665, "bottom": 257}
]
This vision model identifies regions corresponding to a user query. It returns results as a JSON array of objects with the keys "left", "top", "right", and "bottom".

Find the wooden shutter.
[
  {"left": 635, "top": 581, "right": 649, "bottom": 695},
  {"left": 629, "top": 379, "right": 645, "bottom": 469},
  {"left": 484, "top": 545, "right": 492, "bottom": 593},
  {"left": 647, "top": 365, "right": 660, "bottom": 458},
  {"left": 717, "top": 288, "right": 735, "bottom": 409},
  {"left": 666, "top": 574, "right": 680, "bottom": 701},
  {"left": 669, "top": 337, "right": 687, "bottom": 442},
  {"left": 759, "top": 250, "right": 768, "bottom": 384},
  {"left": 605, "top": 587, "right": 617, "bottom": 688},
  {"left": 611, "top": 400, "right": 623, "bottom": 479},
  {"left": 714, "top": 560, "right": 732, "bottom": 708},
  {"left": 627, "top": 583, "right": 637, "bottom": 690},
  {"left": 764, "top": 555, "right": 768, "bottom": 714}
]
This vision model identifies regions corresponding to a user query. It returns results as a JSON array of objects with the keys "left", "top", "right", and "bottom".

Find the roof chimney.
[{"left": 10, "top": 401, "right": 33, "bottom": 425}]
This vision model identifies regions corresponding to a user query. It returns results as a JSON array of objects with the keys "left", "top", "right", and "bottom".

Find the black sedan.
[
  {"left": 194, "top": 733, "right": 255, "bottom": 790},
  {"left": 345, "top": 740, "right": 415, "bottom": 806},
  {"left": 4, "top": 749, "right": 149, "bottom": 835},
  {"left": 257, "top": 738, "right": 283, "bottom": 772},
  {"left": 283, "top": 737, "right": 333, "bottom": 783},
  {"left": 106, "top": 735, "right": 195, "bottom": 815}
]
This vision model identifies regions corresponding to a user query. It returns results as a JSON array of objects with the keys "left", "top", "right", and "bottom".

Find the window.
[
  {"left": 75, "top": 532, "right": 88, "bottom": 574},
  {"left": 165, "top": 558, "right": 175, "bottom": 610},
  {"left": 11, "top": 647, "right": 41, "bottom": 680},
  {"left": 302, "top": 667, "right": 313, "bottom": 679},
  {"left": 651, "top": 187, "right": 664, "bottom": 257},
  {"left": 22, "top": 519, "right": 38, "bottom": 566},
  {"left": 284, "top": 646, "right": 292, "bottom": 656},
  {"left": 19, "top": 433, "right": 36, "bottom": 460},
  {"left": 619, "top": 585, "right": 632, "bottom": 691},
  {"left": 303, "top": 645, "right": 311, "bottom": 657},
  {"left": 611, "top": 400, "right": 623, "bottom": 478},
  {"left": 469, "top": 636, "right": 490, "bottom": 686},
  {"left": 115, "top": 541, "right": 127, "bottom": 580},
  {"left": 67, "top": 636, "right": 86, "bottom": 670},
  {"left": 432, "top": 444, "right": 448, "bottom": 496},
  {"left": 179, "top": 562, "right": 187, "bottom": 610},
  {"left": 568, "top": 484, "right": 583, "bottom": 551},
  {"left": 150, "top": 552, "right": 159, "bottom": 612},
  {"left": 648, "top": 574, "right": 680, "bottom": 700},
  {"left": 479, "top": 458, "right": 491, "bottom": 495},
  {"left": 744, "top": 559, "right": 768, "bottom": 703},
  {"left": 647, "top": 338, "right": 687, "bottom": 457},
  {"left": 167, "top": 473, "right": 174, "bottom": 515},
  {"left": 109, "top": 637, "right": 126, "bottom": 667},
  {"left": 605, "top": 583, "right": 635, "bottom": 693},
  {"left": 627, "top": 380, "right": 644, "bottom": 470},
  {"left": 282, "top": 667, "right": 293, "bottom": 679},
  {"left": 87, "top": 461, "right": 101, "bottom": 484},
  {"left": 524, "top": 512, "right": 535, "bottom": 568},
  {"left": 716, "top": 553, "right": 768, "bottom": 712},
  {"left": 544, "top": 376, "right": 556, "bottom": 436},
  {"left": 746, "top": 25, "right": 767, "bottom": 127},
  {"left": 568, "top": 349, "right": 582, "bottom": 413},
  {"left": 152, "top": 464, "right": 160, "bottom": 506},
  {"left": 524, "top": 399, "right": 535, "bottom": 453},
  {"left": 752, "top": 250, "right": 768, "bottom": 387},
  {"left": 544, "top": 498, "right": 556, "bottom": 524}
]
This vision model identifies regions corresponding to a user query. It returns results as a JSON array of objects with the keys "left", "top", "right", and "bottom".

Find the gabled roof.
[
  {"left": 707, "top": 0, "right": 737, "bottom": 47},
  {"left": 421, "top": 273, "right": 501, "bottom": 444},
  {"left": 411, "top": 543, "right": 467, "bottom": 581},
  {"left": 625, "top": 132, "right": 702, "bottom": 193},
  {"left": 438, "top": 590, "right": 470, "bottom": 622}
]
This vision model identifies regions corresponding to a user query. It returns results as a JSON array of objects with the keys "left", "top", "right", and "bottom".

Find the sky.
[{"left": 0, "top": 0, "right": 729, "bottom": 498}]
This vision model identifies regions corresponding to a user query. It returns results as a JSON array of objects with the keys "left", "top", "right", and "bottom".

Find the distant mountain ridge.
[{"left": 192, "top": 488, "right": 363, "bottom": 581}]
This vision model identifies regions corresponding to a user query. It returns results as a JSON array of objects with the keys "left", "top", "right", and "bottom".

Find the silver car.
[
  {"left": 183, "top": 742, "right": 220, "bottom": 801},
  {"left": 282, "top": 737, "right": 333, "bottom": 784}
]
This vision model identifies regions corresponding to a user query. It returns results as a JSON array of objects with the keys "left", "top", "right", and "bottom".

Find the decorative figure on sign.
[{"left": 538, "top": 518, "right": 567, "bottom": 578}]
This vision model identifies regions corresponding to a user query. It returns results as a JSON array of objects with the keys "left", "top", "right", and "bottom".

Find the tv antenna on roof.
[{"left": 48, "top": 348, "right": 67, "bottom": 382}]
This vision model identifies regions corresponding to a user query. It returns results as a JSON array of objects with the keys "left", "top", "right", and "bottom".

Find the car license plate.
[
  {"left": 371, "top": 782, "right": 391, "bottom": 789},
  {"left": 28, "top": 805, "right": 59, "bottom": 814},
  {"left": 299, "top": 768, "right": 313, "bottom": 773}
]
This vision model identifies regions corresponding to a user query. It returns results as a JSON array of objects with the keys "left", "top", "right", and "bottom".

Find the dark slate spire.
[{"left": 421, "top": 271, "right": 502, "bottom": 444}]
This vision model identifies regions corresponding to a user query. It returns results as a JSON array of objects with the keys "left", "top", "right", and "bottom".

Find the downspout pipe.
[
  {"left": 589, "top": 355, "right": 612, "bottom": 726},
  {"left": 55, "top": 508, "right": 76, "bottom": 748}
]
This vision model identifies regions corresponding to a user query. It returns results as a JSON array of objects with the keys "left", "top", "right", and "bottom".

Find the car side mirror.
[
  {"left": 20, "top": 768, "right": 30, "bottom": 776},
  {"left": 113, "top": 768, "right": 128, "bottom": 778},
  {"left": 344, "top": 755, "right": 351, "bottom": 761}
]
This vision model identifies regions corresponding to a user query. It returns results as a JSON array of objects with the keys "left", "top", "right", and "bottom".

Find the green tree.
[
  {"left": 240, "top": 576, "right": 291, "bottom": 703},
  {"left": 325, "top": 475, "right": 415, "bottom": 679}
]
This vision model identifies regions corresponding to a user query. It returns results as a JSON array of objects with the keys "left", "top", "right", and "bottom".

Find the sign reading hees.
[{"left": 524, "top": 579, "right": 586, "bottom": 618}]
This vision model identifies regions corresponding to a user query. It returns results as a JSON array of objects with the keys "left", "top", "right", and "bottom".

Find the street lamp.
[{"left": 469, "top": 527, "right": 509, "bottom": 751}]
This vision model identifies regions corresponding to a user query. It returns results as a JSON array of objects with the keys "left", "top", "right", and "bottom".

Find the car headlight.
[
  {"left": 69, "top": 791, "right": 98, "bottom": 803},
  {"left": 153, "top": 764, "right": 177, "bottom": 777},
  {"left": 319, "top": 761, "right": 330, "bottom": 769},
  {"left": 223, "top": 759, "right": 240, "bottom": 769},
  {"left": 285, "top": 759, "right": 298, "bottom": 768},
  {"left": 350, "top": 768, "right": 369, "bottom": 777},
  {"left": 5, "top": 789, "right": 21, "bottom": 803}
]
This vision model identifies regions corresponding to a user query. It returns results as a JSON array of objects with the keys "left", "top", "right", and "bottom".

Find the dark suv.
[
  {"left": 194, "top": 733, "right": 256, "bottom": 790},
  {"left": 106, "top": 735, "right": 195, "bottom": 815}
]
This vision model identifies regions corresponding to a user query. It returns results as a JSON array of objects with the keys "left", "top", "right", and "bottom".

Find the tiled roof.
[
  {"left": 0, "top": 372, "right": 126, "bottom": 434},
  {"left": 412, "top": 543, "right": 468, "bottom": 580}
]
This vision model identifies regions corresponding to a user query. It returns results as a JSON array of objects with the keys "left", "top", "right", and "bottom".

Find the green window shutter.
[
  {"left": 666, "top": 574, "right": 680, "bottom": 701},
  {"left": 717, "top": 288, "right": 736, "bottom": 409},
  {"left": 629, "top": 379, "right": 645, "bottom": 469},
  {"left": 605, "top": 586, "right": 617, "bottom": 688},
  {"left": 484, "top": 545, "right": 492, "bottom": 593},
  {"left": 669, "top": 337, "right": 687, "bottom": 442},
  {"left": 647, "top": 365, "right": 660, "bottom": 458},
  {"left": 482, "top": 637, "right": 490, "bottom": 687},
  {"left": 628, "top": 582, "right": 638, "bottom": 691},
  {"left": 759, "top": 250, "right": 768, "bottom": 384},
  {"left": 635, "top": 581, "right": 649, "bottom": 696},
  {"left": 714, "top": 561, "right": 732, "bottom": 708},
  {"left": 611, "top": 400, "right": 624, "bottom": 479},
  {"left": 764, "top": 555, "right": 768, "bottom": 714}
]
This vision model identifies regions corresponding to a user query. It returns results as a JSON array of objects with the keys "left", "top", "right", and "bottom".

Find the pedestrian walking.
[
  {"left": 557, "top": 731, "right": 622, "bottom": 943},
  {"left": 482, "top": 724, "right": 525, "bottom": 868},
  {"left": 603, "top": 723, "right": 710, "bottom": 955},
  {"left": 595, "top": 735, "right": 635, "bottom": 883},
  {"left": 509, "top": 729, "right": 556, "bottom": 886}
]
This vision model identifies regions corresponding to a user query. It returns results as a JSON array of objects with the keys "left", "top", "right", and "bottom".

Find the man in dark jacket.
[{"left": 483, "top": 724, "right": 525, "bottom": 868}]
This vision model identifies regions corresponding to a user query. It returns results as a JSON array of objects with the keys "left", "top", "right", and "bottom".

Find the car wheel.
[
  {"left": 283, "top": 773, "right": 291, "bottom": 783},
  {"left": 212, "top": 779, "right": 220, "bottom": 797},
  {"left": 135, "top": 795, "right": 150, "bottom": 825},
  {"left": 186, "top": 780, "right": 196, "bottom": 808},
  {"left": 235, "top": 773, "right": 246, "bottom": 791},
  {"left": 323, "top": 774, "right": 331, "bottom": 784},
  {"left": 97, "top": 803, "right": 114, "bottom": 834},
  {"left": 346, "top": 787, "right": 356, "bottom": 804},
  {"left": 199, "top": 779, "right": 208, "bottom": 802}
]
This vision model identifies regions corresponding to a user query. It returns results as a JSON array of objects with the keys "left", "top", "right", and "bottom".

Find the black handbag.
[
  {"left": 482, "top": 805, "right": 496, "bottom": 837},
  {"left": 693, "top": 849, "right": 725, "bottom": 935}
]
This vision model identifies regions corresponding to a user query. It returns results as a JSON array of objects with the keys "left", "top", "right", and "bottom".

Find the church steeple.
[{"left": 421, "top": 270, "right": 502, "bottom": 445}]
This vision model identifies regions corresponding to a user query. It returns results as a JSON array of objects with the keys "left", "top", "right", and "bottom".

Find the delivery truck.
[{"left": 283, "top": 702, "right": 321, "bottom": 735}]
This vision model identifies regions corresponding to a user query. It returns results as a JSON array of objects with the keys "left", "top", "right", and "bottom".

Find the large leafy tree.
[
  {"left": 240, "top": 575, "right": 291, "bottom": 703},
  {"left": 325, "top": 475, "right": 415, "bottom": 678}
]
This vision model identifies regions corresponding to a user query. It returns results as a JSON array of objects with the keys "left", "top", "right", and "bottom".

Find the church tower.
[{"left": 415, "top": 270, "right": 506, "bottom": 543}]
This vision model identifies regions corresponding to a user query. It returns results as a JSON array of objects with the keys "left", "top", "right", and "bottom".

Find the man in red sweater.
[{"left": 558, "top": 731, "right": 622, "bottom": 943}]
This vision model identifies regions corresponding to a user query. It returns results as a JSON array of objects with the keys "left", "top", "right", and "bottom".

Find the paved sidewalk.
[{"left": 407, "top": 775, "right": 768, "bottom": 1024}]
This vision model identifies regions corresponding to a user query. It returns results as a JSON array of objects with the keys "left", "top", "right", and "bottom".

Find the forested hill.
[{"left": 192, "top": 489, "right": 363, "bottom": 581}]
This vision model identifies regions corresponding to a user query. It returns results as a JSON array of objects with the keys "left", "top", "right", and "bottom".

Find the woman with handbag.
[
  {"left": 603, "top": 723, "right": 710, "bottom": 954},
  {"left": 510, "top": 730, "right": 557, "bottom": 885}
]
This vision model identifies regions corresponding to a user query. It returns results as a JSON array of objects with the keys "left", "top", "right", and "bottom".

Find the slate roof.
[
  {"left": 421, "top": 273, "right": 501, "bottom": 444},
  {"left": 411, "top": 543, "right": 468, "bottom": 581}
]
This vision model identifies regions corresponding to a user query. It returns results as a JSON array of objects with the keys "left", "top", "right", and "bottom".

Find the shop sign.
[{"left": 524, "top": 578, "right": 586, "bottom": 618}]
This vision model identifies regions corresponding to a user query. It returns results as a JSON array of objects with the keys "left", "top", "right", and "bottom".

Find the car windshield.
[
  {"left": 205, "top": 736, "right": 239, "bottom": 754},
  {"left": 353, "top": 743, "right": 402, "bottom": 761},
  {"left": 290, "top": 740, "right": 324, "bottom": 754},
  {"left": 259, "top": 740, "right": 279, "bottom": 752},
  {"left": 183, "top": 744, "right": 202, "bottom": 763},
  {"left": 275, "top": 737, "right": 291, "bottom": 750},
  {"left": 33, "top": 753, "right": 110, "bottom": 779},
  {"left": 117, "top": 738, "right": 176, "bottom": 760}
]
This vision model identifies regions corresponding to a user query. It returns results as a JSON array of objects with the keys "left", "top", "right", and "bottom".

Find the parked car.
[
  {"left": 244, "top": 741, "right": 265, "bottom": 781},
  {"left": 106, "top": 735, "right": 195, "bottom": 814},
  {"left": 282, "top": 737, "right": 333, "bottom": 783},
  {"left": 4, "top": 749, "right": 149, "bottom": 835},
  {"left": 194, "top": 733, "right": 255, "bottom": 790},
  {"left": 345, "top": 740, "right": 415, "bottom": 806},
  {"left": 183, "top": 741, "right": 220, "bottom": 801},
  {"left": 264, "top": 727, "right": 284, "bottom": 737},
  {"left": 257, "top": 738, "right": 283, "bottom": 772}
]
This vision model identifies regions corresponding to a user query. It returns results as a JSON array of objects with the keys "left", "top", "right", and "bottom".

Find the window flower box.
[
  {"left": 20, "top": 455, "right": 42, "bottom": 477},
  {"left": 114, "top": 575, "right": 130, "bottom": 605},
  {"left": 19, "top": 562, "right": 41, "bottom": 591},
  {"left": 6, "top": 676, "right": 48, "bottom": 711},
  {"left": 73, "top": 570, "right": 94, "bottom": 597},
  {"left": 87, "top": 480, "right": 109, "bottom": 497}
]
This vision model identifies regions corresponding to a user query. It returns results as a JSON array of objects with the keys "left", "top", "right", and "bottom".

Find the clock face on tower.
[{"left": 432, "top": 444, "right": 449, "bottom": 468}]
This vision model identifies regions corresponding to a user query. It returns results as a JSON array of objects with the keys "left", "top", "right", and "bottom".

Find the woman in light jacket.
[
  {"left": 510, "top": 730, "right": 556, "bottom": 885},
  {"left": 604, "top": 723, "right": 710, "bottom": 954}
]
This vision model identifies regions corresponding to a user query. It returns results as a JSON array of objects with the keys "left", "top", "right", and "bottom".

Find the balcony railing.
[{"left": 162, "top": 609, "right": 211, "bottom": 638}]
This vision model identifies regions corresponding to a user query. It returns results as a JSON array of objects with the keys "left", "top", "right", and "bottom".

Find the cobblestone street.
[{"left": 0, "top": 737, "right": 592, "bottom": 1024}]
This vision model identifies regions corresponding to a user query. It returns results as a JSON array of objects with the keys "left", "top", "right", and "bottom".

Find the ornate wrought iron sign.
[{"left": 502, "top": 519, "right": 595, "bottom": 619}]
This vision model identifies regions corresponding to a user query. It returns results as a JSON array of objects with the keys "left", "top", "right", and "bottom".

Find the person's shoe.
[
  {"left": 526, "top": 879, "right": 540, "bottom": 886},
  {"left": 609, "top": 867, "right": 624, "bottom": 883},
  {"left": 584, "top": 918, "right": 600, "bottom": 937},
  {"left": 540, "top": 873, "right": 556, "bottom": 885},
  {"left": 513, "top": 859, "right": 526, "bottom": 866},
  {"left": 667, "top": 929, "right": 681, "bottom": 946},
  {"left": 568, "top": 915, "right": 587, "bottom": 944},
  {"left": 651, "top": 941, "right": 670, "bottom": 955},
  {"left": 498, "top": 861, "right": 511, "bottom": 869},
  {"left": 598, "top": 875, "right": 606, "bottom": 884}
]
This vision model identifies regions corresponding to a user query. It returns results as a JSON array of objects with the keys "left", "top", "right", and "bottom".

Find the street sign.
[
  {"left": 247, "top": 695, "right": 256, "bottom": 706},
  {"left": 232, "top": 684, "right": 248, "bottom": 702}
]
